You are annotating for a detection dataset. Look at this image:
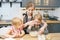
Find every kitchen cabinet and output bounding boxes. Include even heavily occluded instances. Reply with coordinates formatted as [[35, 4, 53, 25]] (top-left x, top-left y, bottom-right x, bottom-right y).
[[22, 0, 60, 8], [0, 0, 60, 8], [47, 23, 60, 33]]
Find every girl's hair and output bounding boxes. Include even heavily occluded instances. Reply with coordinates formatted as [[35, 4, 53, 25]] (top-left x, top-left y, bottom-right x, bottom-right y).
[[26, 2, 35, 9], [34, 13, 42, 22], [12, 17, 23, 27]]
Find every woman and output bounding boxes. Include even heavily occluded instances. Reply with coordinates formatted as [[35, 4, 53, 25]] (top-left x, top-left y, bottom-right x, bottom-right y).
[[23, 2, 35, 23], [23, 2, 48, 34], [23, 2, 35, 34]]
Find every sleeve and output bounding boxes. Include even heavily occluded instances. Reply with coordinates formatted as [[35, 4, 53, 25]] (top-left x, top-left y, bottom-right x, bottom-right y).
[[24, 21, 33, 27], [23, 16, 27, 24], [23, 13, 28, 24], [39, 20, 48, 30]]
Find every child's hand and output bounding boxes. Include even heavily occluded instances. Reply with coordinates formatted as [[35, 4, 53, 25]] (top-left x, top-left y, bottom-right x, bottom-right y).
[[19, 30, 25, 37], [38, 28, 44, 35], [9, 33, 20, 38]]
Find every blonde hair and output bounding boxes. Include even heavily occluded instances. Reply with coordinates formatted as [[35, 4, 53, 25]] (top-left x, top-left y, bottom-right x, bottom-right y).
[[34, 13, 42, 23], [12, 17, 23, 28]]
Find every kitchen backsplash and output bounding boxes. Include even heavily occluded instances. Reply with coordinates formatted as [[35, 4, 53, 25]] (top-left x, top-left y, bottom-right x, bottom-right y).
[[0, 3, 60, 20]]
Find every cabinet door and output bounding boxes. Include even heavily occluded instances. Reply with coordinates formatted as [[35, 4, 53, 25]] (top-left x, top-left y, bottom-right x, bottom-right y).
[[22, 0, 34, 7], [48, 23, 60, 33], [22, 0, 60, 8], [49, 0, 60, 7]]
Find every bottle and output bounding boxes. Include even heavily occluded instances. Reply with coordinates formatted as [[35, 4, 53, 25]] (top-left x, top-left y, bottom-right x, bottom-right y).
[[0, 15, 3, 21]]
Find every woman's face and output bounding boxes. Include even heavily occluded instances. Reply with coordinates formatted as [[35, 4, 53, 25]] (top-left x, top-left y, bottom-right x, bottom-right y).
[[27, 7, 34, 16]]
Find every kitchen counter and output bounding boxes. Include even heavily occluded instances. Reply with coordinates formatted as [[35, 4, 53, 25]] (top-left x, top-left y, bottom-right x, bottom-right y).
[[46, 20, 60, 23], [0, 34, 38, 40], [0, 20, 60, 25], [0, 21, 11, 25], [0, 33, 60, 40], [46, 33, 60, 40]]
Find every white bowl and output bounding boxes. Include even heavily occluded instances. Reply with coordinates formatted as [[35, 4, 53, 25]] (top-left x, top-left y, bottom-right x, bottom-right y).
[[29, 31, 38, 37]]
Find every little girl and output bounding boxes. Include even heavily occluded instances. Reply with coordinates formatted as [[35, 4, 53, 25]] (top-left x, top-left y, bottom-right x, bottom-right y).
[[23, 13, 47, 40], [6, 17, 25, 38], [24, 13, 48, 34]]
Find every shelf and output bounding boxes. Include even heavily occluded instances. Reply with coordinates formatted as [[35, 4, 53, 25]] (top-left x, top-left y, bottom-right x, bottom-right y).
[[22, 7, 55, 10]]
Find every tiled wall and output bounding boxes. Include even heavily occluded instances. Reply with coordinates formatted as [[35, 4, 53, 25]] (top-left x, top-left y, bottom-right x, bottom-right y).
[[0, 3, 24, 20], [0, 3, 60, 20]]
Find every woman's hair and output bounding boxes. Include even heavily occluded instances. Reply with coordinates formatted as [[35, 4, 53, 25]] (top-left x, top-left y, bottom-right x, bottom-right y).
[[12, 17, 23, 27], [26, 2, 35, 9], [34, 13, 42, 22]]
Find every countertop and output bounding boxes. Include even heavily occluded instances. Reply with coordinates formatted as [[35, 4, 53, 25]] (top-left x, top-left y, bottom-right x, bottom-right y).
[[46, 33, 60, 40], [0, 20, 60, 25], [0, 33, 60, 40], [0, 34, 38, 40]]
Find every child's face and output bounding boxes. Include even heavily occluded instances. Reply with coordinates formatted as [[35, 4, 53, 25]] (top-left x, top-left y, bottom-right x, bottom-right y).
[[34, 19, 41, 25], [12, 19, 22, 28]]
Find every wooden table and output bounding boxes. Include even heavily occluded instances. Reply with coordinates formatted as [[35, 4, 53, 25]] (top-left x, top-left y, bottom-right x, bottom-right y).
[[22, 34, 38, 40], [46, 33, 60, 40], [0, 33, 60, 40], [0, 34, 38, 40]]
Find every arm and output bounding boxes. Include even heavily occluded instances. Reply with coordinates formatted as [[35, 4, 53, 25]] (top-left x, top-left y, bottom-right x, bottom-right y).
[[24, 21, 34, 27], [40, 20, 47, 30], [6, 28, 18, 38], [6, 32, 20, 38], [4, 30, 13, 38], [20, 30, 25, 37], [38, 20, 47, 34], [7, 30, 12, 35]]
